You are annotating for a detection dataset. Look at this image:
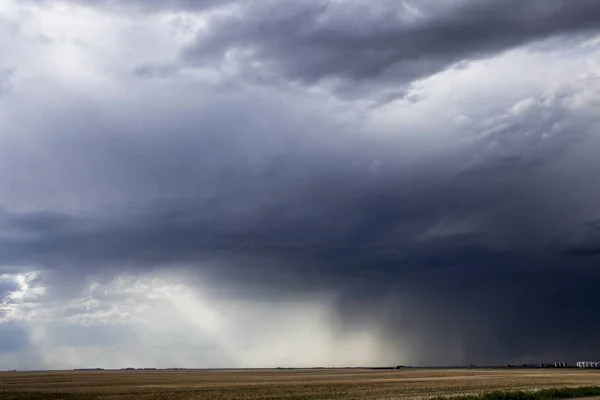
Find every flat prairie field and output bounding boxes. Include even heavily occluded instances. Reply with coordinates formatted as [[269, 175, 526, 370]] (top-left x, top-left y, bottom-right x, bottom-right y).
[[1, 368, 600, 400]]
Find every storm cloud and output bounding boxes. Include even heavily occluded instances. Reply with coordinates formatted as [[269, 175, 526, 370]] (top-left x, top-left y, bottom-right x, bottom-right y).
[[1, 0, 600, 369], [178, 0, 600, 96]]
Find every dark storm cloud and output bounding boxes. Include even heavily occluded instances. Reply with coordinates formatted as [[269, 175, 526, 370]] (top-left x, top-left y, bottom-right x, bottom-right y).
[[2, 138, 600, 365], [3, 0, 600, 366], [2, 208, 600, 364], [556, 221, 600, 256], [2, 67, 600, 364], [179, 0, 600, 94]]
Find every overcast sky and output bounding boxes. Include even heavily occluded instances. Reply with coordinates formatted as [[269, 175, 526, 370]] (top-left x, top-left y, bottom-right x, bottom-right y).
[[1, 0, 600, 370]]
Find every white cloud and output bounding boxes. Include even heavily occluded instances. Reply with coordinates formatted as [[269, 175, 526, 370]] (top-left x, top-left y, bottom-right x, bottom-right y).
[[0, 272, 45, 321]]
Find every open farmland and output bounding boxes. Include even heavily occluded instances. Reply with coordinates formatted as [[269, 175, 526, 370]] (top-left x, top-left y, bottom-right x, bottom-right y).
[[1, 368, 600, 400]]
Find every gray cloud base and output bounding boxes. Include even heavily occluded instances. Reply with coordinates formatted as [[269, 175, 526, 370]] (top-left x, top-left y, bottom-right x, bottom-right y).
[[2, 0, 600, 367], [179, 0, 600, 95]]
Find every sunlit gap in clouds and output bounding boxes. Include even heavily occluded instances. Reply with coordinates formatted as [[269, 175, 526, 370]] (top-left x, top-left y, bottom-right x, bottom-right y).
[[0, 269, 401, 369], [0, 271, 45, 320]]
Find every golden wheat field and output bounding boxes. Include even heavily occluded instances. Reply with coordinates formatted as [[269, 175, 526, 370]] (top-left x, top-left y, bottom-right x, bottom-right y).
[[1, 368, 600, 400]]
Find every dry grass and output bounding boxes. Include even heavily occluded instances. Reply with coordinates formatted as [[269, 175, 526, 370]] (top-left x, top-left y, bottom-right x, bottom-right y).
[[1, 368, 600, 400]]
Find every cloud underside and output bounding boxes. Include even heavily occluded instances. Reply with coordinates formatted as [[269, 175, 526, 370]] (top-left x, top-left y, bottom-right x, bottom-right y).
[[178, 0, 600, 97], [1, 0, 600, 368]]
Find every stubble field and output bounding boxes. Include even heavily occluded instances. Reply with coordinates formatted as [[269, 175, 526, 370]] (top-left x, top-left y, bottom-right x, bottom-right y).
[[1, 368, 600, 400]]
